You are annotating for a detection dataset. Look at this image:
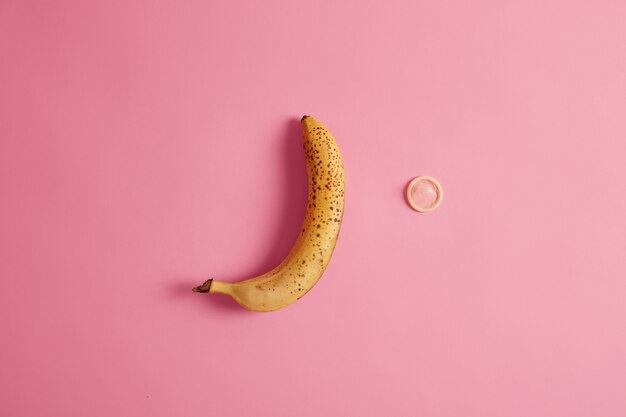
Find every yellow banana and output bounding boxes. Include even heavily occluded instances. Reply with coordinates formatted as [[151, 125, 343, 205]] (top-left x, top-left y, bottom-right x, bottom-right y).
[[193, 115, 345, 312]]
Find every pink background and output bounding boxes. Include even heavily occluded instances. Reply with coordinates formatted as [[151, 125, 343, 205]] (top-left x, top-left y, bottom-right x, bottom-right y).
[[1, 1, 626, 416]]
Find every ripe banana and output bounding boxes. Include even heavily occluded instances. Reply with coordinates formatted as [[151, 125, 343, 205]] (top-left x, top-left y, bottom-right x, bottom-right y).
[[193, 115, 345, 312]]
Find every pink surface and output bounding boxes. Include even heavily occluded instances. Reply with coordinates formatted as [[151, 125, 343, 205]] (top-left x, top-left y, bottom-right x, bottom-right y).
[[1, 1, 626, 416]]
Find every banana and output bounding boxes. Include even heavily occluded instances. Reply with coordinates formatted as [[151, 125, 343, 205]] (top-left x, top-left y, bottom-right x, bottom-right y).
[[193, 115, 345, 312]]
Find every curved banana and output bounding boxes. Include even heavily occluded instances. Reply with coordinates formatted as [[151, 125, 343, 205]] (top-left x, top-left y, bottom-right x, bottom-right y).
[[193, 115, 345, 312]]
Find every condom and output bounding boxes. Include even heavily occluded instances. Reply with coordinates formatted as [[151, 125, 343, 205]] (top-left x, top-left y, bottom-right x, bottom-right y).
[[406, 176, 443, 212]]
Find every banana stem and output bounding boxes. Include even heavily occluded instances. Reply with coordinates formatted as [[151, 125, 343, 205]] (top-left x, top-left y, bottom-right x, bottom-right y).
[[192, 278, 213, 293]]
